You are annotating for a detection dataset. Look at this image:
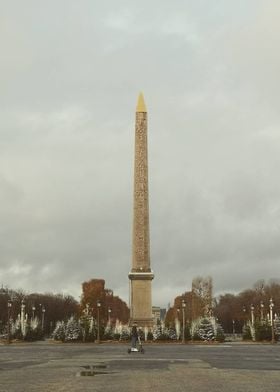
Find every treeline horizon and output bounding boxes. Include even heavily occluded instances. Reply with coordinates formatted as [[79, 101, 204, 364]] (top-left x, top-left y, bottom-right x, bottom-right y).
[[166, 279, 280, 334], [0, 278, 130, 334], [1, 278, 280, 335]]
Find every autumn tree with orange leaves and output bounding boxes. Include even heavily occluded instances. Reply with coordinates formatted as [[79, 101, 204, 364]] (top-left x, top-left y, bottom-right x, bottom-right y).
[[80, 279, 129, 325]]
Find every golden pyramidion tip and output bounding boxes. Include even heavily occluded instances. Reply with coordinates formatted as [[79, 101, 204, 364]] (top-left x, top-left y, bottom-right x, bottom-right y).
[[136, 92, 147, 112]]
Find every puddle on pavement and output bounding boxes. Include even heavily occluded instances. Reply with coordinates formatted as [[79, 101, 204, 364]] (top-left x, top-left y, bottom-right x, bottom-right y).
[[84, 364, 107, 369], [77, 363, 109, 377], [79, 370, 109, 376]]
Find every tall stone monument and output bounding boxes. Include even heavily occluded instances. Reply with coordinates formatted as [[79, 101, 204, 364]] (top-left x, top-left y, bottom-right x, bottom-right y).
[[128, 93, 154, 328]]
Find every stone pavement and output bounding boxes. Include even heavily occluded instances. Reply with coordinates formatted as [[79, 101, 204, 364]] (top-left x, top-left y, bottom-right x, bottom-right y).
[[0, 342, 280, 391]]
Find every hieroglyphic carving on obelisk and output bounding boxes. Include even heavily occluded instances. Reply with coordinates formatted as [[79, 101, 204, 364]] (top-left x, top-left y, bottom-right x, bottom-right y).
[[129, 93, 154, 328]]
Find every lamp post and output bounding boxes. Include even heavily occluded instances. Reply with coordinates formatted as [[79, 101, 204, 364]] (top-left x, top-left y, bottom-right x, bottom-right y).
[[97, 300, 101, 343], [7, 301, 12, 344], [182, 300, 186, 344], [32, 306, 36, 321], [232, 320, 235, 336], [242, 305, 247, 329], [41, 306, 45, 331], [176, 308, 180, 340], [21, 299, 25, 335], [21, 300, 25, 317], [250, 304, 255, 326], [269, 298, 275, 344], [260, 301, 264, 322], [108, 307, 112, 325]]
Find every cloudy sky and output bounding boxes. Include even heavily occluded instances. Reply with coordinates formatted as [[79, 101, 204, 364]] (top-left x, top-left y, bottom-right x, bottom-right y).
[[1, 1, 280, 307]]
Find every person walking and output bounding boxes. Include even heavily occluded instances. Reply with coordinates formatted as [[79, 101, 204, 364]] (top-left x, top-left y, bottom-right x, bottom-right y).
[[131, 324, 138, 348]]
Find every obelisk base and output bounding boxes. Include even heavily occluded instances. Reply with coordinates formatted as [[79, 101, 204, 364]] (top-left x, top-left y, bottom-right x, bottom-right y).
[[129, 271, 154, 328]]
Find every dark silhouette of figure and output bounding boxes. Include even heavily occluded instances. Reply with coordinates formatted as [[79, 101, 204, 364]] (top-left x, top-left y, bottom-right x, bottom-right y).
[[131, 324, 138, 348]]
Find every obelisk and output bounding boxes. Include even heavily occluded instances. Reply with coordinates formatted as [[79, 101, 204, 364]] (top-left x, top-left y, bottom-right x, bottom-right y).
[[129, 93, 154, 328]]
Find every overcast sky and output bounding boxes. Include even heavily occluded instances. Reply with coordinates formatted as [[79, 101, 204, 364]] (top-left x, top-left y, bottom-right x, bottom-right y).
[[1, 1, 280, 307]]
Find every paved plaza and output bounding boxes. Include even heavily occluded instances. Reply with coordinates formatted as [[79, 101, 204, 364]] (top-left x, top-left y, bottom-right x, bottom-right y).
[[0, 341, 280, 391]]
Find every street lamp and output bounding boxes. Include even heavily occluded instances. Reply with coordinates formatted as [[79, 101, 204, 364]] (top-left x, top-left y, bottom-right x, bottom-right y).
[[242, 305, 246, 326], [32, 306, 36, 321], [7, 301, 12, 344], [97, 300, 101, 343], [260, 301, 264, 322], [41, 306, 46, 331], [181, 300, 186, 344], [269, 298, 275, 344], [250, 304, 255, 326], [232, 320, 235, 336], [21, 300, 25, 317], [21, 299, 25, 334], [108, 307, 112, 325]]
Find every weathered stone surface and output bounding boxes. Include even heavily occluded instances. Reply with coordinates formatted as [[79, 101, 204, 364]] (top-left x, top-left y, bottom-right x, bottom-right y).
[[129, 94, 154, 328]]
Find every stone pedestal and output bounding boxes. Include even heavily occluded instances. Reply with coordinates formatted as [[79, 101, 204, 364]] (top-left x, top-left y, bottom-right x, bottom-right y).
[[129, 271, 154, 327]]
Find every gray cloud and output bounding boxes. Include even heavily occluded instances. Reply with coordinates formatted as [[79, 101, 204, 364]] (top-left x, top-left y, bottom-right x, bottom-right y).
[[0, 1, 280, 307]]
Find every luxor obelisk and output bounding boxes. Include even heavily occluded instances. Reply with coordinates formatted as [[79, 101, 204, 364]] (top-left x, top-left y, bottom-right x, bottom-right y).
[[129, 93, 154, 328]]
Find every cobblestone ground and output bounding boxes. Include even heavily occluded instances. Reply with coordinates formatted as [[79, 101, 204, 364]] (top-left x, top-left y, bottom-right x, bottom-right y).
[[0, 342, 280, 392]]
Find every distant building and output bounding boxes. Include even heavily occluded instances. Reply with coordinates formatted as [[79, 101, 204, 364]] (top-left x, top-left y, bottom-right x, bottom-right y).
[[160, 308, 166, 321], [152, 306, 161, 324], [152, 306, 166, 324]]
